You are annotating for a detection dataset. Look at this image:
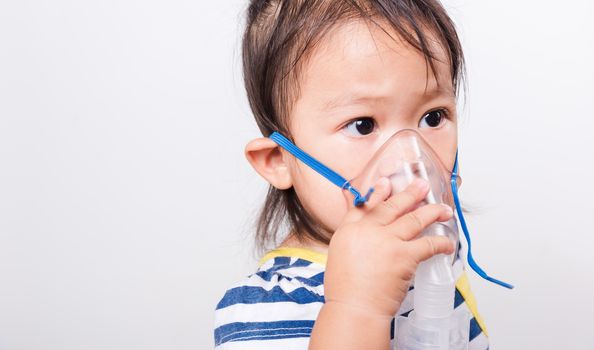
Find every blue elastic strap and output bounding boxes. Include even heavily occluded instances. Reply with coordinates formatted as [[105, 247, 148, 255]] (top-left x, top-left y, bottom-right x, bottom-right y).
[[270, 131, 513, 289], [451, 150, 514, 289], [269, 132, 374, 207]]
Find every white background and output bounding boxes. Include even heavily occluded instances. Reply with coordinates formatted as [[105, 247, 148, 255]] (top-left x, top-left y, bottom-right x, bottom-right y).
[[1, 0, 593, 349]]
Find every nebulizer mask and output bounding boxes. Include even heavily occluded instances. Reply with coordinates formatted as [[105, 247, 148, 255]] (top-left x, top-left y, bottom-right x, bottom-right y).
[[270, 129, 513, 350]]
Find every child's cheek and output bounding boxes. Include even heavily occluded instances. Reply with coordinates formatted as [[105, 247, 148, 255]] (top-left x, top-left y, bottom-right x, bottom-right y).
[[291, 164, 350, 234]]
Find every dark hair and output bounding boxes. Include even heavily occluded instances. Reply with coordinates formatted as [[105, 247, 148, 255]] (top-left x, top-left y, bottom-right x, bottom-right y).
[[242, 0, 465, 252]]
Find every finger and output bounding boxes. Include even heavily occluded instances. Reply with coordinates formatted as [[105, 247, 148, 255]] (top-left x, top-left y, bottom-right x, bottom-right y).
[[342, 177, 391, 224], [364, 178, 430, 226], [407, 236, 456, 264], [386, 203, 453, 240], [363, 177, 392, 208]]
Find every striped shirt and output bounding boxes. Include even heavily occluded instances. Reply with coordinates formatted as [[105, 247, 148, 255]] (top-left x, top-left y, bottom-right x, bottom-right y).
[[214, 247, 490, 349]]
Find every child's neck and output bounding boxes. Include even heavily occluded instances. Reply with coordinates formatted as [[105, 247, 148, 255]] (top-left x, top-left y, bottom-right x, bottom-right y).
[[279, 232, 329, 255]]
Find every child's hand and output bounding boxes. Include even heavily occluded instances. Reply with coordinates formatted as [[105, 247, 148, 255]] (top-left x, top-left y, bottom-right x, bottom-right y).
[[324, 177, 455, 319]]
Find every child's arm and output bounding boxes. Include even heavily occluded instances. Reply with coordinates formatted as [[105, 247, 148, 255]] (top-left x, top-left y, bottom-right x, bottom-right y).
[[309, 301, 392, 349], [308, 179, 455, 349]]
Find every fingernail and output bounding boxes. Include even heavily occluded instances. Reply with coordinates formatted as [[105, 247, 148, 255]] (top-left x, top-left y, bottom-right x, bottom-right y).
[[377, 177, 390, 188], [441, 204, 453, 216]]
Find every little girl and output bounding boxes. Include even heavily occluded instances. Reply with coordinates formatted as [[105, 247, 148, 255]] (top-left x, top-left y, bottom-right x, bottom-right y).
[[215, 0, 491, 348]]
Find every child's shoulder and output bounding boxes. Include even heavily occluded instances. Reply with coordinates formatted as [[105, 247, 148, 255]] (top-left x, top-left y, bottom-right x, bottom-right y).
[[216, 248, 327, 309], [213, 248, 327, 347], [256, 247, 327, 289]]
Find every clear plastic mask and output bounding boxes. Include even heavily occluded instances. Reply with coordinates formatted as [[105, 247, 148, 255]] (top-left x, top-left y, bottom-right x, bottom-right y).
[[269, 129, 513, 289], [347, 129, 461, 263]]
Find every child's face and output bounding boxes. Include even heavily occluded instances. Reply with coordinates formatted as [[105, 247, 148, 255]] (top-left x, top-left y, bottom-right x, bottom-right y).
[[284, 19, 458, 238]]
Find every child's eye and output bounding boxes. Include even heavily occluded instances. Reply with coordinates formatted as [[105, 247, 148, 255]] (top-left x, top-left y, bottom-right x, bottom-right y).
[[418, 109, 447, 128], [344, 117, 376, 136]]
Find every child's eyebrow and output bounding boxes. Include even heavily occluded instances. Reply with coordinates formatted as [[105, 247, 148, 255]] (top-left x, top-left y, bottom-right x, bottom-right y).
[[321, 86, 454, 112], [321, 94, 383, 112]]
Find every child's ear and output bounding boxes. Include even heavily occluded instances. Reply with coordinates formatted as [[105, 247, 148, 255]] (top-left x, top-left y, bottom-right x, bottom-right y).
[[245, 138, 293, 190]]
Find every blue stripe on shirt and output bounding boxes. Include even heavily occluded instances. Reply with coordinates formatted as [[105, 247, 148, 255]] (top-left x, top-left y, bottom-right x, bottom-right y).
[[216, 285, 325, 309], [257, 257, 293, 276], [295, 271, 324, 287], [256, 258, 313, 282], [454, 288, 465, 308], [390, 317, 395, 340], [469, 317, 481, 341], [214, 320, 315, 345]]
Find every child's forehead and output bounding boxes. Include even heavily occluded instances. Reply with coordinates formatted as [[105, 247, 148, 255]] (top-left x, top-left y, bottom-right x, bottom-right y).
[[296, 19, 454, 110]]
